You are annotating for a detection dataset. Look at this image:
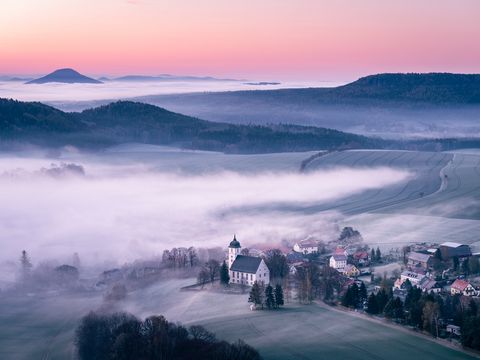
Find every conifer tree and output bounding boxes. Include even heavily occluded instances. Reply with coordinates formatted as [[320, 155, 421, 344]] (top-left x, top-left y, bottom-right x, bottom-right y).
[[274, 284, 284, 308], [342, 283, 359, 308], [220, 261, 230, 286], [20, 250, 32, 282], [258, 281, 266, 309], [359, 282, 367, 304], [366, 293, 379, 314], [453, 256, 459, 271], [383, 298, 396, 318], [248, 281, 262, 309], [265, 285, 275, 309], [376, 288, 389, 313], [375, 247, 381, 261], [468, 256, 480, 274]]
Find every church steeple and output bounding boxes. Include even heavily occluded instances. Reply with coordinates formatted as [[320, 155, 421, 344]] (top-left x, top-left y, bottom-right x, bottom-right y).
[[228, 234, 241, 269], [229, 234, 241, 248]]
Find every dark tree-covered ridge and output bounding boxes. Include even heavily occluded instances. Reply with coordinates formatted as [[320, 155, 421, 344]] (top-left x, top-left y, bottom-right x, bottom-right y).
[[0, 98, 380, 152], [2, 97, 480, 153]]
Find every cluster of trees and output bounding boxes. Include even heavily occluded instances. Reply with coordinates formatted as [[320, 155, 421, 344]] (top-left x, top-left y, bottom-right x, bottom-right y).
[[197, 260, 221, 287], [248, 282, 284, 310], [295, 264, 342, 304], [454, 256, 480, 275], [362, 281, 480, 350], [341, 282, 367, 308], [162, 247, 199, 269], [338, 227, 363, 244], [295, 263, 321, 304], [367, 289, 404, 321], [75, 312, 262, 360], [370, 247, 382, 263], [263, 249, 289, 284]]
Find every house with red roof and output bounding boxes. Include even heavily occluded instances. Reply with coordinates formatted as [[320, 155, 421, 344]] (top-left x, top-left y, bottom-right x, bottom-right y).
[[450, 279, 476, 296], [352, 250, 369, 266]]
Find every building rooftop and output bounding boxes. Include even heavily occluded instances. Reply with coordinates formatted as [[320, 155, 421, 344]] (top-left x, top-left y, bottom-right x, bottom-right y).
[[230, 255, 262, 274], [408, 252, 431, 263], [332, 254, 347, 262], [441, 242, 464, 248], [344, 264, 358, 272], [353, 251, 369, 260], [298, 239, 318, 248], [401, 271, 425, 280], [451, 278, 471, 291]]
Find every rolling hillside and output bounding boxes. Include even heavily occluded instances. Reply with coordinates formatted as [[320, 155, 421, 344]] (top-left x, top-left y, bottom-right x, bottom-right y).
[[132, 73, 480, 138], [0, 98, 380, 152]]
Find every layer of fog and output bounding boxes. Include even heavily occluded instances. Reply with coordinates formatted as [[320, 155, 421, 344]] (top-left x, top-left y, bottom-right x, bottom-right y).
[[129, 93, 480, 140], [0, 152, 409, 274], [0, 79, 338, 103]]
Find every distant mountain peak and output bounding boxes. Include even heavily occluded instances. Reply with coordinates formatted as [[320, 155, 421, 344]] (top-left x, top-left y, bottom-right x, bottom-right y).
[[26, 68, 102, 84]]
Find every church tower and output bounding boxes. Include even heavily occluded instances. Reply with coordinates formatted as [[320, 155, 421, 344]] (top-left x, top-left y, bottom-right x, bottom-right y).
[[228, 234, 241, 269]]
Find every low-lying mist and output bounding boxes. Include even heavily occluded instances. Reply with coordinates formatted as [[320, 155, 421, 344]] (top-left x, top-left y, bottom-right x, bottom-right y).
[[0, 79, 332, 105], [0, 152, 409, 279]]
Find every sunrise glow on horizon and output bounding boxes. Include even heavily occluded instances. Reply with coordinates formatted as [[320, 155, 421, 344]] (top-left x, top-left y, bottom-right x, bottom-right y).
[[1, 0, 480, 81]]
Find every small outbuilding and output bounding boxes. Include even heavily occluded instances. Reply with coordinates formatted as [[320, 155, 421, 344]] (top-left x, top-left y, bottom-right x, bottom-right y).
[[407, 252, 432, 270]]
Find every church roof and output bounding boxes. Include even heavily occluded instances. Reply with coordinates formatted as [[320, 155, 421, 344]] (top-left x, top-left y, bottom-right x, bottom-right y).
[[229, 235, 241, 248], [230, 255, 262, 274], [331, 254, 347, 262]]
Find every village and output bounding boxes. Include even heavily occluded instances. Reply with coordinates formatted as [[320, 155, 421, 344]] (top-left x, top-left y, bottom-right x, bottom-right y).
[[13, 226, 480, 354], [189, 227, 480, 348]]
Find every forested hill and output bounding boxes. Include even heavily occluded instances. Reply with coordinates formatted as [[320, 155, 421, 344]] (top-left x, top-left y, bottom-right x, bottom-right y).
[[139, 73, 480, 106], [0, 98, 381, 152], [127, 73, 480, 138], [335, 73, 480, 103]]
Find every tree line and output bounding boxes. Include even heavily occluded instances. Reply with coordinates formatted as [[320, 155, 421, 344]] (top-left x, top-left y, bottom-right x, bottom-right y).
[[342, 279, 480, 350], [75, 312, 262, 360]]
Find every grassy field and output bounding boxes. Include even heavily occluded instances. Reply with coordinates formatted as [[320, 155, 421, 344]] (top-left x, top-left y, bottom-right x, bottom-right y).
[[127, 280, 478, 360], [304, 150, 453, 216], [97, 143, 319, 174], [1, 279, 476, 360], [304, 150, 480, 251], [0, 291, 102, 360]]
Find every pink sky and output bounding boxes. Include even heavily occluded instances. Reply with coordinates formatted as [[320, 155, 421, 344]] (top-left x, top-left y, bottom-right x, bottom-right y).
[[1, 0, 479, 81]]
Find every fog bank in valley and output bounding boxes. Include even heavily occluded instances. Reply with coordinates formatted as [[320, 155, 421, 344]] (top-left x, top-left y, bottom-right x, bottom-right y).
[[0, 152, 409, 280]]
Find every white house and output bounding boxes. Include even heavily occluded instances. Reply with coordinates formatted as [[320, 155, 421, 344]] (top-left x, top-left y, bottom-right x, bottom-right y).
[[228, 235, 270, 286], [329, 254, 347, 271], [450, 279, 476, 296], [293, 239, 319, 254], [394, 271, 426, 289]]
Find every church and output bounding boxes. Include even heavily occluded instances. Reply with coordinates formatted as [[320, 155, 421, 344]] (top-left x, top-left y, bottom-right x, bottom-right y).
[[228, 235, 270, 286]]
